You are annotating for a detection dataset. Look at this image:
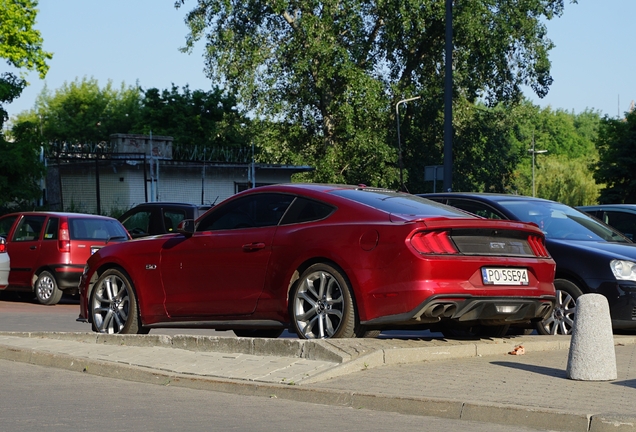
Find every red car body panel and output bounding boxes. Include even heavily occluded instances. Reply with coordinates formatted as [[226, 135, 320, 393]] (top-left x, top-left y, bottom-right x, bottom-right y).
[[79, 184, 556, 332]]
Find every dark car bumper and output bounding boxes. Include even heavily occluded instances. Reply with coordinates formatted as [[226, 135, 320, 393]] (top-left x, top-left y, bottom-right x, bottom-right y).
[[588, 280, 636, 329], [53, 265, 85, 292], [361, 294, 555, 327]]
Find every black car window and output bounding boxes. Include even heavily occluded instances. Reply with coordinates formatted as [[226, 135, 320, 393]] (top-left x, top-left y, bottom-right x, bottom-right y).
[[604, 211, 636, 240], [44, 217, 59, 240], [12, 215, 45, 242], [121, 210, 151, 236], [163, 210, 187, 233], [446, 199, 504, 219], [331, 189, 469, 217], [197, 193, 294, 231], [280, 197, 335, 225], [0, 215, 17, 238]]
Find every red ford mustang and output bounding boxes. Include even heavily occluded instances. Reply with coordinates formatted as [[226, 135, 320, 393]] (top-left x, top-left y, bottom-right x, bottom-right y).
[[78, 184, 556, 339]]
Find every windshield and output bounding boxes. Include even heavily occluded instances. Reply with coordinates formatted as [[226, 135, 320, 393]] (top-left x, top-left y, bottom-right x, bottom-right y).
[[498, 200, 629, 243]]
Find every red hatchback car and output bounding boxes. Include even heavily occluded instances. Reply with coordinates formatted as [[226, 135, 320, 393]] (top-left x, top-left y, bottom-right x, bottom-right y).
[[78, 184, 556, 339], [0, 212, 129, 305]]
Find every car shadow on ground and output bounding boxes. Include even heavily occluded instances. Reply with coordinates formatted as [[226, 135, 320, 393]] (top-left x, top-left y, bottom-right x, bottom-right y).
[[490, 361, 567, 379], [0, 291, 79, 305]]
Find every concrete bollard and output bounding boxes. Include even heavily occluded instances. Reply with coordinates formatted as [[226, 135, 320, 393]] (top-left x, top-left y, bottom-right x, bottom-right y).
[[566, 293, 617, 381]]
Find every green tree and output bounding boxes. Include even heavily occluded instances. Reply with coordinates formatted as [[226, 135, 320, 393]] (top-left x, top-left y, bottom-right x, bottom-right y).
[[178, 0, 567, 187], [11, 79, 250, 161], [0, 0, 51, 208], [594, 111, 636, 203], [15, 77, 143, 145], [505, 103, 601, 203], [138, 84, 248, 159]]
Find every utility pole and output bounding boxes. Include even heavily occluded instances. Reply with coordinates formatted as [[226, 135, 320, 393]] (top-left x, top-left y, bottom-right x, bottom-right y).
[[396, 96, 421, 191], [528, 132, 547, 197], [443, 0, 453, 192]]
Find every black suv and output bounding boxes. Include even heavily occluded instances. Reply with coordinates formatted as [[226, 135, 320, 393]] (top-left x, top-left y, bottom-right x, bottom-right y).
[[118, 202, 212, 238]]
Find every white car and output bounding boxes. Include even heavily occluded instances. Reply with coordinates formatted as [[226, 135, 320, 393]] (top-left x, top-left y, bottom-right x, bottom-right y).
[[0, 237, 9, 288]]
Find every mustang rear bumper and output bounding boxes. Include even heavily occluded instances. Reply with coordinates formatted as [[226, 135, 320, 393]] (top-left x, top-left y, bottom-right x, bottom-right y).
[[361, 295, 555, 327]]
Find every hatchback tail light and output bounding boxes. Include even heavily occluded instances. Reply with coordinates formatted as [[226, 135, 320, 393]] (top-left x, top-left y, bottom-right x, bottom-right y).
[[58, 220, 70, 252], [0, 238, 5, 253], [410, 230, 458, 254]]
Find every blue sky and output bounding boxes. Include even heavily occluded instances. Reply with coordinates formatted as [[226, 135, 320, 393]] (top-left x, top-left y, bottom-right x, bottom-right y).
[[5, 1, 635, 120]]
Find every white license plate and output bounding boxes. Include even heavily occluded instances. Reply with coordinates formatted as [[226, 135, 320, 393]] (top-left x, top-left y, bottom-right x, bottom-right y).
[[482, 268, 529, 286]]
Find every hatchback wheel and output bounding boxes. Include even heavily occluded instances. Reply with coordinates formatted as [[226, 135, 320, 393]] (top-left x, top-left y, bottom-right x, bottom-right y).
[[34, 271, 63, 305], [536, 279, 582, 335], [90, 269, 148, 334], [290, 263, 356, 339]]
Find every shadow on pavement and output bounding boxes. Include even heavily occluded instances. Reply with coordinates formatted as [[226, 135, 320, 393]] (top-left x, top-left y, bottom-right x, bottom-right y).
[[490, 360, 567, 379]]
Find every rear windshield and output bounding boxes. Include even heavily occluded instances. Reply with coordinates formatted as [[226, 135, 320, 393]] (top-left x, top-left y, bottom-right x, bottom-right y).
[[330, 189, 470, 217], [69, 218, 128, 240]]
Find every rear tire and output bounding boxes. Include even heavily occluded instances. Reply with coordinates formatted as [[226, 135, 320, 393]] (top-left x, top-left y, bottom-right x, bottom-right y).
[[536, 279, 582, 335], [90, 269, 148, 334], [290, 263, 357, 339], [34, 271, 63, 305]]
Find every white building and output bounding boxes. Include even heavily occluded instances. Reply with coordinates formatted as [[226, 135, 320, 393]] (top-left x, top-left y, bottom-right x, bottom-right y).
[[45, 134, 313, 215]]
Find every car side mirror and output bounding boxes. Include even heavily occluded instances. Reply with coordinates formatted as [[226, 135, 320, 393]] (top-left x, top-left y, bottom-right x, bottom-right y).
[[177, 219, 195, 237]]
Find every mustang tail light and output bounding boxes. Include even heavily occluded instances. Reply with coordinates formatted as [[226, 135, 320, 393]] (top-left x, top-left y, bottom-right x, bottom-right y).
[[58, 220, 70, 253], [527, 235, 550, 258], [410, 230, 458, 254]]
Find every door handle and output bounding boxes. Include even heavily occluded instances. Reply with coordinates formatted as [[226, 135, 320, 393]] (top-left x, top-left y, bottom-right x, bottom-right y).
[[30, 246, 37, 250], [242, 242, 265, 251]]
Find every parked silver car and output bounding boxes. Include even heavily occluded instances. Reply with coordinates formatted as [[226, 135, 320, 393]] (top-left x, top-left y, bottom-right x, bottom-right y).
[[0, 237, 9, 288]]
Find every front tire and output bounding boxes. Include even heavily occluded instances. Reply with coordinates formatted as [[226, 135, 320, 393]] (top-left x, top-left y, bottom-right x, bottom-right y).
[[536, 279, 582, 335], [290, 263, 357, 339], [90, 269, 148, 334], [34, 271, 63, 305]]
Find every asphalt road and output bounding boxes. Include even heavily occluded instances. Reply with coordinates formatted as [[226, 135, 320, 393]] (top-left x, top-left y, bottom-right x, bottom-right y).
[[0, 291, 558, 432], [0, 358, 554, 432], [0, 291, 449, 339]]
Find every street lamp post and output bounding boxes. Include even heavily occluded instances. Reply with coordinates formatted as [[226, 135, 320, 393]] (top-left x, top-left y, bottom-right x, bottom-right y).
[[395, 96, 421, 191], [528, 133, 547, 197]]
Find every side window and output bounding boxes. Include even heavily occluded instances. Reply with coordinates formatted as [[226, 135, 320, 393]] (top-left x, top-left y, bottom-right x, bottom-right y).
[[163, 210, 186, 233], [280, 197, 335, 225], [12, 215, 46, 242], [605, 211, 636, 240], [0, 215, 18, 238], [121, 210, 152, 236], [44, 217, 59, 240], [197, 193, 294, 231], [447, 199, 504, 220]]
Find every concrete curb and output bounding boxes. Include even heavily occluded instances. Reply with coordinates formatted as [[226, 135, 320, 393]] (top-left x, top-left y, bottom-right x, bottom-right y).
[[0, 341, 634, 432]]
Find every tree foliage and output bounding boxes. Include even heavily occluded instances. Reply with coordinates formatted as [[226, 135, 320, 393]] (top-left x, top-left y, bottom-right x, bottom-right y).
[[138, 84, 248, 157], [594, 111, 636, 203], [10, 78, 249, 159], [16, 77, 142, 144], [177, 0, 567, 188], [0, 0, 51, 208]]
